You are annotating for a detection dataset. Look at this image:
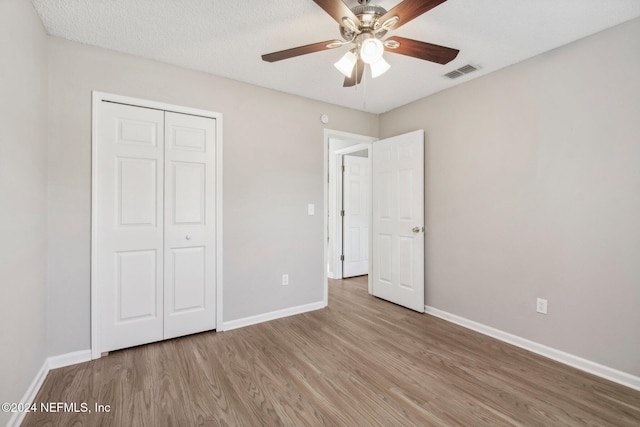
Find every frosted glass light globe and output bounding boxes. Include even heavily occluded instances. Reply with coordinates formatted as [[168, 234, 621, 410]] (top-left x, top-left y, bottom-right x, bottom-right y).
[[360, 38, 384, 64]]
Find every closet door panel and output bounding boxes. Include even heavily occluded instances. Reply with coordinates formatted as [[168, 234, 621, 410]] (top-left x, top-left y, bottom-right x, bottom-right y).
[[99, 102, 165, 352], [169, 246, 206, 312], [172, 161, 205, 224], [164, 112, 217, 339]]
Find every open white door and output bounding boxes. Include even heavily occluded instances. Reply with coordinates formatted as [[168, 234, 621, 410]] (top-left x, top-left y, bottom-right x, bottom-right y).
[[342, 155, 369, 277], [372, 130, 424, 312]]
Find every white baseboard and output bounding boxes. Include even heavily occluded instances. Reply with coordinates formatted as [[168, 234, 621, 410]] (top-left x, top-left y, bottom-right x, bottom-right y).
[[7, 360, 49, 427], [223, 301, 325, 331], [48, 349, 92, 370], [7, 349, 92, 427], [424, 305, 640, 392]]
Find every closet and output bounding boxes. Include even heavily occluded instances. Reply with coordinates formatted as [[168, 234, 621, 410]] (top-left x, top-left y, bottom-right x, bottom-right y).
[[95, 100, 218, 353]]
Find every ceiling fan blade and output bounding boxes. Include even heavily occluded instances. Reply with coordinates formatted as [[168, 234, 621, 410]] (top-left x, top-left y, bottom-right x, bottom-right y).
[[313, 0, 361, 27], [385, 36, 459, 64], [343, 59, 365, 87], [379, 0, 447, 30], [262, 40, 343, 62]]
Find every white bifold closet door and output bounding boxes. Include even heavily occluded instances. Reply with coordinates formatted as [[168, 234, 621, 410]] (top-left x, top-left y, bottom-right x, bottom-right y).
[[163, 112, 216, 339], [98, 102, 216, 353]]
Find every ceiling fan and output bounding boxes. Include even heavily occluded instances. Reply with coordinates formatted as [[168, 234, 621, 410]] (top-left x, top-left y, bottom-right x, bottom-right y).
[[262, 0, 459, 87]]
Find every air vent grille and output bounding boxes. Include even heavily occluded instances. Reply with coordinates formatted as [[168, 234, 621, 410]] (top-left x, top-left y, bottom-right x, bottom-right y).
[[444, 64, 479, 79], [444, 70, 463, 79], [458, 64, 478, 74]]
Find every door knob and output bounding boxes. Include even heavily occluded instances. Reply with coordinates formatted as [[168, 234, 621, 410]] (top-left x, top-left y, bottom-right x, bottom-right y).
[[412, 226, 420, 233], [186, 235, 192, 240]]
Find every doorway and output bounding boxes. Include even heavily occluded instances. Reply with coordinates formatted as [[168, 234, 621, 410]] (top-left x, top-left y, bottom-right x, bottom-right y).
[[324, 130, 376, 304], [334, 145, 371, 279], [323, 128, 425, 313], [339, 149, 369, 278]]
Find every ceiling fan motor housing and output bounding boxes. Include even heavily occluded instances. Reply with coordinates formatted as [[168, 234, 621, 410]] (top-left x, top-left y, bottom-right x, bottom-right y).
[[340, 4, 388, 41]]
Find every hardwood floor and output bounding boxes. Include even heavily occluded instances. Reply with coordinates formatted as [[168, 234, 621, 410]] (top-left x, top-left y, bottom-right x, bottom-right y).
[[24, 276, 640, 426]]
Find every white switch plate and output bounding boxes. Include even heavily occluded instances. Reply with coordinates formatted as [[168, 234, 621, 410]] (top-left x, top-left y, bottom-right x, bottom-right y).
[[307, 204, 315, 215], [282, 274, 289, 286], [536, 298, 548, 314]]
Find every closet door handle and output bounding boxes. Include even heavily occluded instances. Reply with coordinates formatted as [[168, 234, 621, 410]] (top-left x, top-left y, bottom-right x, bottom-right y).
[[186, 235, 192, 240]]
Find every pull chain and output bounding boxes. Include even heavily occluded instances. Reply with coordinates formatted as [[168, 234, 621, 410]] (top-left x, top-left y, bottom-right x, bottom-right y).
[[352, 61, 367, 110], [363, 67, 367, 110]]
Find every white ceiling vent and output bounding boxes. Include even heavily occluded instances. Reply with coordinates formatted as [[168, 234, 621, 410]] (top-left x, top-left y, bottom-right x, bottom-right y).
[[444, 70, 464, 79], [458, 64, 478, 74], [444, 64, 479, 79]]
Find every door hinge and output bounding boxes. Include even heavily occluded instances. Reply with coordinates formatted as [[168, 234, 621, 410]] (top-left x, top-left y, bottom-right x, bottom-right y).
[[340, 254, 344, 261], [341, 165, 345, 172], [340, 210, 345, 216]]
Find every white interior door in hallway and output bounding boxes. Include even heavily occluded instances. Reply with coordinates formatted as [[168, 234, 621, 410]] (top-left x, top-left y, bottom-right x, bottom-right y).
[[97, 101, 217, 352], [342, 154, 369, 278], [372, 130, 425, 312]]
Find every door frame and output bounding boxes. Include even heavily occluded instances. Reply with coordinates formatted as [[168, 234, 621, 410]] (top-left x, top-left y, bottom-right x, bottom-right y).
[[90, 91, 224, 359], [334, 144, 371, 281], [323, 129, 376, 306]]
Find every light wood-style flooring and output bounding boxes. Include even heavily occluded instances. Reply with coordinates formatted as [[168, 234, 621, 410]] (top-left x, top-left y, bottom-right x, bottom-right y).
[[24, 276, 640, 426]]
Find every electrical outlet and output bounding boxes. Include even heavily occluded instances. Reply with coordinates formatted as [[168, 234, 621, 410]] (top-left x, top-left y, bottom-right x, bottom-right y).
[[536, 298, 548, 314], [282, 274, 289, 286]]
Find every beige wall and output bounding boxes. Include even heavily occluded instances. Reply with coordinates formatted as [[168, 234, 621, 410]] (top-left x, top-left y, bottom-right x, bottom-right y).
[[3, 2, 638, 409], [0, 0, 48, 423], [46, 37, 379, 355], [380, 17, 640, 376]]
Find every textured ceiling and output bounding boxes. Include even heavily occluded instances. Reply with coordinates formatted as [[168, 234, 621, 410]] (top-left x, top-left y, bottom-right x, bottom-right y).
[[32, 0, 640, 113]]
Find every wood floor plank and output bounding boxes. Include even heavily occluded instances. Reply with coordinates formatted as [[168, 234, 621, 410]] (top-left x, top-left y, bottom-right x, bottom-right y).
[[22, 275, 640, 426]]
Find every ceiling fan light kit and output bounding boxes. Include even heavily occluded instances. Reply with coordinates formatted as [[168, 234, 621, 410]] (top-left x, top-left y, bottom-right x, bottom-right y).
[[335, 50, 358, 77], [370, 56, 391, 78], [262, 0, 460, 86], [359, 36, 384, 64]]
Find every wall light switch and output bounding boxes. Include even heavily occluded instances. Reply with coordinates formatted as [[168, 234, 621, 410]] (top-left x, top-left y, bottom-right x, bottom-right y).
[[536, 298, 548, 314], [308, 204, 315, 215]]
